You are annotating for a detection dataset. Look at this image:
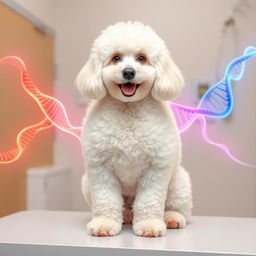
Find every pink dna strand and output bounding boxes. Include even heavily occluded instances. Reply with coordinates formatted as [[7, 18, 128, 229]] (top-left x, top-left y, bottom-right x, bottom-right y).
[[0, 47, 255, 167]]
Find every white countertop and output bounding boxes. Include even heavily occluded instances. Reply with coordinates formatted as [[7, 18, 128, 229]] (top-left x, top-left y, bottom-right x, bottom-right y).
[[0, 210, 255, 256]]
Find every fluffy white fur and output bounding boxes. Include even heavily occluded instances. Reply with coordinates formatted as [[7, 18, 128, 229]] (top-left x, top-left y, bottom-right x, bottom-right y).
[[77, 21, 192, 237]]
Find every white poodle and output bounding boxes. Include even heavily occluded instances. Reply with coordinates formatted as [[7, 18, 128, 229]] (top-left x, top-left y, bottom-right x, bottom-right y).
[[76, 21, 192, 237]]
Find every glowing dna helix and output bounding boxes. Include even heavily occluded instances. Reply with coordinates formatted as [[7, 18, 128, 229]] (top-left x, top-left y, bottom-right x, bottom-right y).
[[0, 56, 82, 164], [170, 46, 256, 167], [171, 47, 256, 132], [0, 47, 255, 166]]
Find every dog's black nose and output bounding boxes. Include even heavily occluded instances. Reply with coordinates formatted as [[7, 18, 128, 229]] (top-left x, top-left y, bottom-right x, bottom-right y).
[[122, 68, 136, 80]]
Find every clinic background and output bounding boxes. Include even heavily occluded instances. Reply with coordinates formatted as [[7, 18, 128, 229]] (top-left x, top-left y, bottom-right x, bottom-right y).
[[0, 0, 255, 218]]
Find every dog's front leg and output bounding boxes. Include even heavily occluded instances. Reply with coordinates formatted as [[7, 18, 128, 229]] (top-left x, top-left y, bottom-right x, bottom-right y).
[[86, 165, 123, 236], [132, 166, 170, 237]]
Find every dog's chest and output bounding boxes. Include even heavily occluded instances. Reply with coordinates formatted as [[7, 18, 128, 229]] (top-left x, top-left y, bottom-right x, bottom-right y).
[[104, 113, 153, 188], [83, 98, 177, 187], [106, 113, 152, 165], [88, 100, 174, 162]]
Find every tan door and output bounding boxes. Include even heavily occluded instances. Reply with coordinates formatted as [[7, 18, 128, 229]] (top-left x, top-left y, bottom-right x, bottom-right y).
[[0, 3, 54, 217]]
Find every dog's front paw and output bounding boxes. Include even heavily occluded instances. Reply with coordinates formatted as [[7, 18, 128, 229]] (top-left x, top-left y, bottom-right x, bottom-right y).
[[133, 218, 166, 237], [164, 210, 186, 229], [87, 217, 122, 236]]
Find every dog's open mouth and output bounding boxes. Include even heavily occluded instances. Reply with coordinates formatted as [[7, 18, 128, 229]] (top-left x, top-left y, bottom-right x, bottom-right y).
[[117, 82, 141, 97]]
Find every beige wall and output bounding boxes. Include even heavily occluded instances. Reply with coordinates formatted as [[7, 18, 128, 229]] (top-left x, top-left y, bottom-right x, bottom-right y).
[[54, 0, 256, 216]]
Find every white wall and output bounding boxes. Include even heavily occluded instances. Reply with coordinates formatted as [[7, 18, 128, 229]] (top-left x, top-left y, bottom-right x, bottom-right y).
[[53, 0, 256, 216]]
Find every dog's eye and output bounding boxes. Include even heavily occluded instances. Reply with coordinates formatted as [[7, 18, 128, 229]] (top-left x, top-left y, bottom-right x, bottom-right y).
[[112, 55, 121, 63], [137, 55, 147, 63]]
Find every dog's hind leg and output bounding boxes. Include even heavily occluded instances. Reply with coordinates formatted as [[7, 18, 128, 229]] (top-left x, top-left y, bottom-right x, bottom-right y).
[[81, 173, 92, 208], [165, 166, 193, 229]]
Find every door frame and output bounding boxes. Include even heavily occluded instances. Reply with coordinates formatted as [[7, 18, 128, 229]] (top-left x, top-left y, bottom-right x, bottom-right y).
[[1, 0, 55, 36]]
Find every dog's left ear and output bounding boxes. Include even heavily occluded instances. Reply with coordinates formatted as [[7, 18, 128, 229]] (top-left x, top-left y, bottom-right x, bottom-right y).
[[151, 50, 184, 101], [75, 52, 106, 100]]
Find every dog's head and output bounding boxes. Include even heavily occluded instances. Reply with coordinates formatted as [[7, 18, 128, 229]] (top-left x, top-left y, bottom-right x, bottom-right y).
[[76, 21, 184, 102]]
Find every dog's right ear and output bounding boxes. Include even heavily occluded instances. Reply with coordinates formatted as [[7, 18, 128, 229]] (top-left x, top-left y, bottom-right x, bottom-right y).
[[151, 49, 184, 101], [75, 53, 106, 100]]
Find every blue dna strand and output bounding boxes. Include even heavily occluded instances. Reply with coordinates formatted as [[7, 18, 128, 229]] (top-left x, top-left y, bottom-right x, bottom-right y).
[[171, 46, 256, 133], [170, 46, 256, 167]]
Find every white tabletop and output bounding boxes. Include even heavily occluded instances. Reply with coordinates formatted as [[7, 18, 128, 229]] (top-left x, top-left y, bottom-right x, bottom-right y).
[[0, 210, 255, 256]]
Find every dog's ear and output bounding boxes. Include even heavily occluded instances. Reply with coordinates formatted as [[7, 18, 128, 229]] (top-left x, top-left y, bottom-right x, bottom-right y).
[[75, 53, 106, 100], [151, 50, 184, 101]]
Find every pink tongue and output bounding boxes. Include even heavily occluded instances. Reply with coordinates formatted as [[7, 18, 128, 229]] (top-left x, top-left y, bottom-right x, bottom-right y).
[[121, 83, 136, 95]]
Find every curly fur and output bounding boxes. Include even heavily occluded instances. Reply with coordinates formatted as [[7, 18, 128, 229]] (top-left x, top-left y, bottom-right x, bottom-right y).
[[77, 21, 192, 237]]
